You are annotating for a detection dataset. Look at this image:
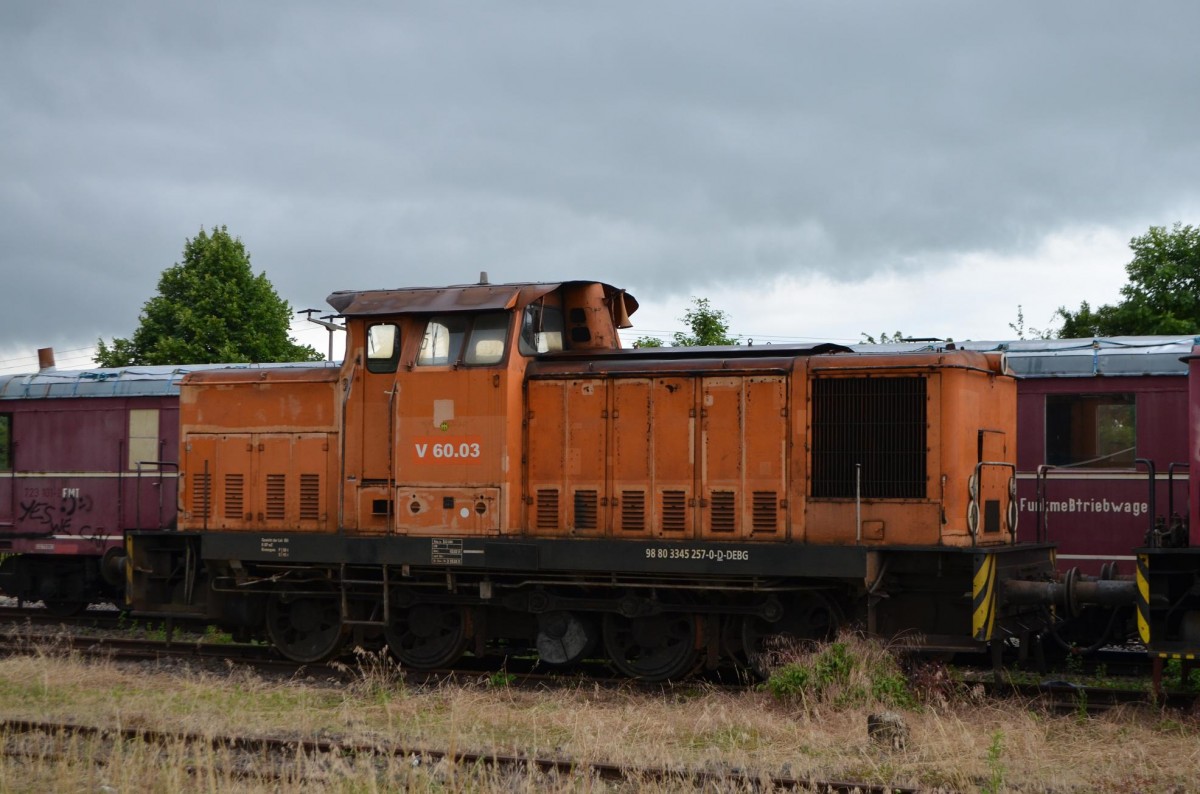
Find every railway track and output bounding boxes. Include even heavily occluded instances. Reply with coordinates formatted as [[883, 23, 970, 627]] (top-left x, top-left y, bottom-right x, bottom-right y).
[[0, 718, 921, 793], [4, 606, 1194, 713]]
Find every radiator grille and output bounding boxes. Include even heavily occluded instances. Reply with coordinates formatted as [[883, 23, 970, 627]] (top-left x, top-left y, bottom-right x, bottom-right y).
[[223, 473, 244, 520], [536, 489, 559, 529], [661, 490, 687, 533], [710, 491, 736, 533], [266, 474, 286, 520], [752, 491, 778, 532], [573, 490, 598, 530], [811, 376, 927, 499], [300, 474, 320, 521], [191, 473, 211, 520], [621, 490, 646, 532]]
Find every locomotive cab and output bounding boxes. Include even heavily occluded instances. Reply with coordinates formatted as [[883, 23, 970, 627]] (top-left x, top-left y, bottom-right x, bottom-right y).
[[329, 279, 636, 538]]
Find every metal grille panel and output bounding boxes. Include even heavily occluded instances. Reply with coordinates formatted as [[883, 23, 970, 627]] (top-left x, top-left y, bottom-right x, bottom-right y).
[[536, 489, 559, 529], [811, 376, 927, 499], [223, 474, 244, 520], [573, 490, 598, 530], [662, 490, 687, 533], [300, 474, 320, 521], [752, 491, 778, 532], [192, 473, 211, 520], [710, 491, 736, 533], [266, 474, 286, 520], [621, 490, 646, 532]]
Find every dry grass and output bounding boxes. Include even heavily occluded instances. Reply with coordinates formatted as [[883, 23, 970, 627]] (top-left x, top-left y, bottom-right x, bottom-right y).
[[0, 638, 1197, 792]]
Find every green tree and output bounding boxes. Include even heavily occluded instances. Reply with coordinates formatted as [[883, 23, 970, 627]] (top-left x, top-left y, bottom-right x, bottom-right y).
[[634, 297, 739, 348], [1008, 305, 1053, 340], [860, 330, 906, 344], [96, 227, 321, 366], [1057, 223, 1200, 337]]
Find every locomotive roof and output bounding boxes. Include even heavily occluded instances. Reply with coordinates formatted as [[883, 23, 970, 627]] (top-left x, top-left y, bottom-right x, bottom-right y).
[[852, 336, 1197, 377], [0, 361, 339, 400], [326, 280, 637, 317]]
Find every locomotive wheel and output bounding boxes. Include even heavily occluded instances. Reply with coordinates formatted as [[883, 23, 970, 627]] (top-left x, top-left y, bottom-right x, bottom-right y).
[[742, 592, 841, 678], [385, 603, 469, 669], [265, 586, 347, 664], [535, 610, 598, 667], [42, 599, 88, 618], [602, 608, 698, 681]]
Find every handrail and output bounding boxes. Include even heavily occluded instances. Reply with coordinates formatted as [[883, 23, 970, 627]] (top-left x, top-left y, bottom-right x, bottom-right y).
[[970, 460, 1016, 545], [1167, 462, 1189, 520], [1135, 458, 1156, 543], [135, 460, 179, 530]]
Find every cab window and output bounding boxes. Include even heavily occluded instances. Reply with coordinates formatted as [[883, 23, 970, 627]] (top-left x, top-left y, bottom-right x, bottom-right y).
[[418, 313, 510, 367], [418, 316, 468, 366], [366, 323, 400, 373], [519, 302, 565, 355], [464, 313, 509, 365]]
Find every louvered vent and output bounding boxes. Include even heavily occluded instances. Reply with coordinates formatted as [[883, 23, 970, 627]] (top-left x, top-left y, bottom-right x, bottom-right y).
[[266, 474, 286, 520], [536, 489, 559, 529], [573, 490, 598, 530], [191, 473, 211, 520], [752, 491, 778, 532], [710, 491, 736, 533], [300, 474, 320, 521], [662, 490, 687, 533], [223, 473, 244, 520], [621, 490, 646, 532]]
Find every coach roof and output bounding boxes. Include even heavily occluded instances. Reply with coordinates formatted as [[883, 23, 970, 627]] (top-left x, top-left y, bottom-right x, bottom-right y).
[[0, 361, 338, 400]]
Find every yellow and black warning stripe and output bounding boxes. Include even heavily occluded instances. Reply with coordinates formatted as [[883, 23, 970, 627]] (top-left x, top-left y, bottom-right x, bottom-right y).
[[1136, 554, 1150, 645], [972, 553, 997, 642]]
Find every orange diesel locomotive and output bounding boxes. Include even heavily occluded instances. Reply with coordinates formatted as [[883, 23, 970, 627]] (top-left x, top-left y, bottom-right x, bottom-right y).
[[128, 278, 1055, 678]]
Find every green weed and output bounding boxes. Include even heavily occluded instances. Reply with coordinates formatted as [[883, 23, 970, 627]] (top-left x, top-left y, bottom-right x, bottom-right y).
[[764, 635, 917, 710], [981, 730, 1005, 794]]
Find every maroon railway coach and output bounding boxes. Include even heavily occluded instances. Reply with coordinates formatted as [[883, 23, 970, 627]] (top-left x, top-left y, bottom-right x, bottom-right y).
[[0, 360, 338, 614], [0, 364, 188, 612], [859, 337, 1193, 577]]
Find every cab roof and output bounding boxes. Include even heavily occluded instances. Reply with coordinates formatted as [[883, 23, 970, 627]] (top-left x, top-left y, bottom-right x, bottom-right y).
[[326, 280, 637, 318]]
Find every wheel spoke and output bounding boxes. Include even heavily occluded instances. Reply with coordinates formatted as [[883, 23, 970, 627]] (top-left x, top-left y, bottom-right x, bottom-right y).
[[742, 592, 841, 678], [265, 586, 346, 663], [603, 609, 697, 681], [385, 603, 469, 669], [535, 610, 598, 667]]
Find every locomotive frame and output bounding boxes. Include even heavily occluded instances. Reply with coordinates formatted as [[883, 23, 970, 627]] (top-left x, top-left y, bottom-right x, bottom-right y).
[[123, 278, 1056, 678]]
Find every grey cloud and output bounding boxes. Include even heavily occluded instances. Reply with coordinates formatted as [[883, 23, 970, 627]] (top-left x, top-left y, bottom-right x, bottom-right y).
[[2, 1, 1199, 354]]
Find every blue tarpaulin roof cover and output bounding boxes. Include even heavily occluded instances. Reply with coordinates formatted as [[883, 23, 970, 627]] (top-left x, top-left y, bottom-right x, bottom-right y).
[[0, 361, 340, 400], [850, 336, 1198, 378]]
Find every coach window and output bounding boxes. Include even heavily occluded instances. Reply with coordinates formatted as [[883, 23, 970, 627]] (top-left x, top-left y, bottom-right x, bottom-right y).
[[1046, 393, 1135, 468], [366, 323, 400, 373], [0, 414, 10, 471], [128, 409, 160, 471], [418, 315, 468, 366], [464, 312, 509, 366]]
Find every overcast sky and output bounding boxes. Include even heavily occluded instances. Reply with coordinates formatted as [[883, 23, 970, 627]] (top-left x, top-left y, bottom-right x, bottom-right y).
[[3, 2, 1198, 371]]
